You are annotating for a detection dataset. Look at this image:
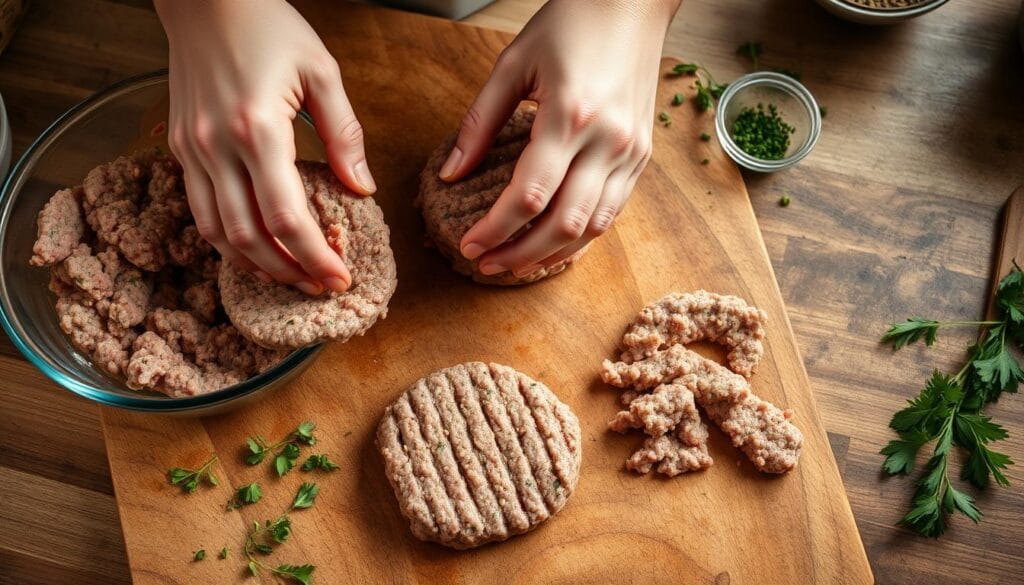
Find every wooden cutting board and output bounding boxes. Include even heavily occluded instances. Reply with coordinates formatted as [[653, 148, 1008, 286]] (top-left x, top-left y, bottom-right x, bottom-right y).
[[100, 3, 872, 583]]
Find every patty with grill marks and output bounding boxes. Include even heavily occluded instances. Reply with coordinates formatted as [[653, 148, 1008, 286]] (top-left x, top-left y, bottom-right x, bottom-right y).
[[417, 104, 589, 285], [376, 362, 582, 549]]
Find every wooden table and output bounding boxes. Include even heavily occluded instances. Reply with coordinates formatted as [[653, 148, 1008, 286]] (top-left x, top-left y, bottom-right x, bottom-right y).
[[0, 1, 1021, 584]]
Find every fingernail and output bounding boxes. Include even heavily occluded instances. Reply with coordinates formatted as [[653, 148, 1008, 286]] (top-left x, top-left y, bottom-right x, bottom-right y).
[[462, 242, 485, 260], [254, 271, 273, 284], [296, 281, 323, 296], [323, 276, 350, 293], [479, 262, 507, 276], [439, 147, 463, 181], [514, 264, 541, 278], [354, 160, 376, 194]]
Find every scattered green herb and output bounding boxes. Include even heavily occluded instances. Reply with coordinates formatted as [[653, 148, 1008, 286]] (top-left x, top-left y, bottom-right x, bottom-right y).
[[168, 455, 219, 494], [244, 482, 320, 582], [219, 547, 229, 560], [880, 262, 1024, 537], [700, 132, 711, 142], [245, 421, 317, 474], [658, 111, 671, 127], [780, 195, 791, 207], [672, 93, 685, 106], [700, 158, 710, 165], [301, 454, 340, 473], [227, 482, 263, 511], [292, 482, 320, 510], [730, 103, 795, 160], [819, 105, 828, 118], [193, 549, 206, 562], [736, 41, 763, 69], [670, 62, 699, 76]]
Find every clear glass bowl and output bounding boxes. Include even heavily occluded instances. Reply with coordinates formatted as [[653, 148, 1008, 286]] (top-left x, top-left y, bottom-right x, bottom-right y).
[[715, 72, 821, 173], [0, 71, 325, 414]]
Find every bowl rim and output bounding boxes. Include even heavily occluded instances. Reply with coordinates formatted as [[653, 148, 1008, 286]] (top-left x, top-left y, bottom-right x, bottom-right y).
[[0, 69, 321, 412], [818, 0, 950, 19], [715, 71, 822, 173]]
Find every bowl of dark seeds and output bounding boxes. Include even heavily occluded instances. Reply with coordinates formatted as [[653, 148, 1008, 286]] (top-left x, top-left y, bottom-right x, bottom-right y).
[[814, 0, 950, 24], [715, 72, 821, 173]]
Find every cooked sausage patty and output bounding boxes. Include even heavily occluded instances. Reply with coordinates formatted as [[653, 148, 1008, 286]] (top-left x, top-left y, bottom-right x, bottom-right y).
[[417, 104, 589, 285], [219, 161, 398, 349], [376, 362, 582, 549]]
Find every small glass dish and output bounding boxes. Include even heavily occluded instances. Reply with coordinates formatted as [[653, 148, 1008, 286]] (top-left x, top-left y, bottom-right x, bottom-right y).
[[0, 71, 324, 415], [715, 72, 821, 173]]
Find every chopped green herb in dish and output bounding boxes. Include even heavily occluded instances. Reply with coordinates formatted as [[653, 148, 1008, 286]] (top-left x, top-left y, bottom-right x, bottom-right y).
[[730, 103, 795, 160]]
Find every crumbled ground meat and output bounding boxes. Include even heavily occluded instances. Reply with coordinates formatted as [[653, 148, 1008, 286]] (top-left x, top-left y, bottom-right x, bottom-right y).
[[30, 187, 85, 266], [620, 290, 767, 377], [602, 344, 803, 474], [609, 380, 713, 477], [31, 150, 289, 397]]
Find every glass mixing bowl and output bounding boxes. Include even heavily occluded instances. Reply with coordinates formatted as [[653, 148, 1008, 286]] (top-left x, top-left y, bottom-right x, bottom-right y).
[[0, 71, 325, 414]]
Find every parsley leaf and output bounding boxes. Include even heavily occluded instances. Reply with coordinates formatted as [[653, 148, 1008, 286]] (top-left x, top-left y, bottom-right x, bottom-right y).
[[670, 62, 699, 76], [292, 482, 320, 510], [882, 317, 941, 349], [167, 455, 219, 494], [226, 482, 262, 511], [880, 429, 931, 475], [193, 549, 206, 562], [301, 454, 340, 473]]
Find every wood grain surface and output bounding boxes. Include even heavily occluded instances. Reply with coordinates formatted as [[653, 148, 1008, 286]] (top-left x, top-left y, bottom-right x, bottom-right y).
[[0, 1, 1022, 584], [98, 3, 868, 581]]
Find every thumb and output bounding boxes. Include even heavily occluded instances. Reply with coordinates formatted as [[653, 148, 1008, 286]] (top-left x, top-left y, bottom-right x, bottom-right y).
[[440, 53, 525, 182], [304, 58, 376, 196]]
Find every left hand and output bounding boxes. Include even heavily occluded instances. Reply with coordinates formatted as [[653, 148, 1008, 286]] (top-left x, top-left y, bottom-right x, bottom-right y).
[[440, 0, 681, 277]]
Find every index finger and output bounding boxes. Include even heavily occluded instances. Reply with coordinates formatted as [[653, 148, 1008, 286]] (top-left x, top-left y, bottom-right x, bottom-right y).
[[459, 129, 575, 261], [237, 121, 352, 292]]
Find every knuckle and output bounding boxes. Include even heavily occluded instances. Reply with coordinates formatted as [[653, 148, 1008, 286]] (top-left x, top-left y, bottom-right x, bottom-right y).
[[191, 117, 217, 155], [168, 126, 188, 156], [194, 219, 223, 243], [517, 184, 549, 216], [308, 54, 341, 84], [223, 223, 256, 249], [606, 125, 636, 157], [587, 206, 617, 236], [229, 104, 273, 145], [557, 208, 589, 240], [264, 209, 303, 239], [567, 102, 599, 134], [460, 105, 485, 137], [335, 116, 364, 147], [494, 45, 522, 73]]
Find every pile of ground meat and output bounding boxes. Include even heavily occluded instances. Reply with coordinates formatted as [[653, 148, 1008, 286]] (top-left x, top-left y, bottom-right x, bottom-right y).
[[30, 150, 287, 397], [602, 291, 803, 476]]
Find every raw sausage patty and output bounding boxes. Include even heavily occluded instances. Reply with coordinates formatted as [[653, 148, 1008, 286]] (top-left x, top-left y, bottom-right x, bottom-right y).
[[376, 362, 582, 549], [219, 161, 397, 349], [417, 104, 589, 285]]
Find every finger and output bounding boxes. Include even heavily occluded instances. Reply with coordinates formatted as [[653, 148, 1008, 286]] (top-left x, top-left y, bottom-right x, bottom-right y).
[[477, 153, 608, 277], [176, 148, 261, 276], [459, 129, 574, 260], [439, 51, 525, 182], [537, 162, 633, 268], [206, 158, 324, 295], [303, 58, 376, 196], [239, 125, 352, 292]]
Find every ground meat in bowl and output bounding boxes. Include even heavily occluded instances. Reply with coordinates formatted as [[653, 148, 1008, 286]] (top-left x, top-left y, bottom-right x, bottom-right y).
[[30, 150, 290, 397]]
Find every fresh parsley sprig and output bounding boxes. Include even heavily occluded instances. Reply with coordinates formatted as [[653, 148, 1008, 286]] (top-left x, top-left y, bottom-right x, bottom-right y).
[[881, 262, 1023, 537], [301, 454, 339, 473], [226, 482, 263, 511], [667, 62, 727, 112], [243, 482, 320, 583], [167, 455, 220, 493], [245, 421, 317, 476]]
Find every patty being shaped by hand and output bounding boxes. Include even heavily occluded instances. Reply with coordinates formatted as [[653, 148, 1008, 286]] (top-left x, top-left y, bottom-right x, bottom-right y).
[[376, 362, 582, 549], [219, 161, 397, 349], [417, 104, 589, 285]]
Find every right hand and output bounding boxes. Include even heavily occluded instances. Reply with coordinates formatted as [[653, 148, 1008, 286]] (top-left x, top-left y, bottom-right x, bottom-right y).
[[155, 0, 375, 295]]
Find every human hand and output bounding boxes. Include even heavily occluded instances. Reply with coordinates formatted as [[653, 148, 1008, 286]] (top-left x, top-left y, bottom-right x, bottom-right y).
[[156, 0, 375, 295], [441, 0, 680, 278]]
